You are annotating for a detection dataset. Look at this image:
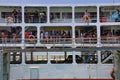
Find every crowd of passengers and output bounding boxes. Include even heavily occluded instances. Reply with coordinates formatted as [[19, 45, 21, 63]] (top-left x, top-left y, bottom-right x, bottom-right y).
[[24, 10, 47, 23], [0, 27, 21, 43], [0, 29, 120, 43], [5, 8, 120, 23], [6, 9, 47, 23], [101, 30, 120, 37], [6, 9, 22, 23], [25, 31, 71, 40]]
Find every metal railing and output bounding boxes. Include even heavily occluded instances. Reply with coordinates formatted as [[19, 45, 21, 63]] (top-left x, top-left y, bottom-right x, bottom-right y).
[[0, 37, 120, 45]]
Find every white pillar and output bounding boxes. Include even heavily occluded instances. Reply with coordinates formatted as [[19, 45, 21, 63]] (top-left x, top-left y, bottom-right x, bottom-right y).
[[72, 51, 76, 64], [72, 6, 75, 23], [97, 25, 101, 45], [96, 5, 101, 46], [22, 52, 25, 64], [22, 26, 25, 43], [97, 5, 100, 23], [47, 6, 50, 23], [47, 52, 51, 64], [22, 6, 25, 23], [37, 26, 40, 43], [72, 26, 75, 39], [72, 26, 76, 46], [97, 51, 101, 64]]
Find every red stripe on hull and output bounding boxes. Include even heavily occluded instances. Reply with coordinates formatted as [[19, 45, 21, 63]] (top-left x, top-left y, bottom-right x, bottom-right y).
[[17, 78, 113, 80]]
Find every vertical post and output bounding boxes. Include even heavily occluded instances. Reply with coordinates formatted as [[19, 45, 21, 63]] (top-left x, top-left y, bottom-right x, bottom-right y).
[[97, 5, 101, 46], [47, 6, 50, 23], [22, 6, 25, 24], [72, 26, 75, 45], [22, 52, 25, 64], [0, 51, 3, 80], [22, 26, 25, 44], [72, 51, 76, 64], [72, 6, 75, 23], [47, 52, 50, 64], [114, 50, 120, 80], [97, 50, 101, 64], [37, 26, 40, 43]]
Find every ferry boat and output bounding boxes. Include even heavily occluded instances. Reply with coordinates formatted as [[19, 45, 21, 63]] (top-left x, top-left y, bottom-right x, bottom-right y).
[[0, 3, 120, 80]]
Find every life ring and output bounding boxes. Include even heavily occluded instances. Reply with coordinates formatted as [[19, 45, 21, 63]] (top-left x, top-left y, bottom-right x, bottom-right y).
[[29, 35, 35, 42], [110, 68, 115, 79]]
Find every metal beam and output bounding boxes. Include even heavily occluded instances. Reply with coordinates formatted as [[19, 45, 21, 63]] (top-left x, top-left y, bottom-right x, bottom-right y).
[[1, 47, 120, 52]]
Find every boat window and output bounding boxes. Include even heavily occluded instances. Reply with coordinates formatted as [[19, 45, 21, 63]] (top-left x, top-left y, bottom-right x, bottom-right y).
[[76, 51, 97, 64], [10, 52, 22, 64], [50, 52, 73, 64], [101, 51, 113, 64], [25, 52, 48, 64]]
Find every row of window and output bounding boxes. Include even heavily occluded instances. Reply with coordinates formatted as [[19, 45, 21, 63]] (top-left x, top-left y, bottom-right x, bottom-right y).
[[1, 6, 120, 23], [2, 11, 118, 23], [10, 51, 113, 64]]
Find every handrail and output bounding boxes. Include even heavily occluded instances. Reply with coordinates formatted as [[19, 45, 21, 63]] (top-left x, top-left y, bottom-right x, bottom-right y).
[[0, 37, 119, 45]]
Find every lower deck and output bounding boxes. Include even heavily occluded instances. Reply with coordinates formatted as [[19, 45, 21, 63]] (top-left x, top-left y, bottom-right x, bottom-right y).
[[10, 64, 113, 80], [9, 50, 114, 80]]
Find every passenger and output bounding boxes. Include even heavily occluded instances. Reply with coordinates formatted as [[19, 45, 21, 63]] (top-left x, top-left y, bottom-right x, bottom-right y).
[[50, 13, 54, 22], [83, 10, 90, 22], [12, 9, 18, 23], [17, 10, 22, 23], [40, 31, 44, 40], [45, 31, 49, 42], [112, 9, 120, 22], [33, 10, 39, 23], [6, 15, 14, 24], [12, 33, 17, 43], [25, 31, 30, 38], [24, 10, 29, 23], [62, 31, 66, 38], [39, 11, 46, 23]]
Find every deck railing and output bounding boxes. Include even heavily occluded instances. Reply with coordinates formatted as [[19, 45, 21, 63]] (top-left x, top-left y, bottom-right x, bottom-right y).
[[0, 17, 120, 23], [0, 37, 120, 45]]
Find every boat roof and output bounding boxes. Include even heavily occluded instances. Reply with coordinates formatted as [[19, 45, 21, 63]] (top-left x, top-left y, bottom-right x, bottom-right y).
[[0, 0, 120, 5]]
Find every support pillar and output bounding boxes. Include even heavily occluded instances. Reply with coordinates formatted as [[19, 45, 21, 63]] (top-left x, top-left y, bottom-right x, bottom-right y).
[[97, 50, 101, 64], [72, 51, 76, 64]]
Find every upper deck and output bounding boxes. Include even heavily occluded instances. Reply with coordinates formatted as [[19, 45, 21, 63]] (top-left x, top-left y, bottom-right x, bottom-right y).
[[0, 4, 120, 49]]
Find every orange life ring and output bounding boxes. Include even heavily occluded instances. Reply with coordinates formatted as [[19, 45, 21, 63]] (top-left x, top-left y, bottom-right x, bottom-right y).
[[29, 35, 35, 42], [29, 35, 35, 39]]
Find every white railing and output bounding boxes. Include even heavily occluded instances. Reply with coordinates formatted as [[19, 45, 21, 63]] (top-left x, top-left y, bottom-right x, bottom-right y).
[[0, 17, 6, 23], [51, 18, 72, 23], [75, 18, 97, 23], [0, 37, 120, 45]]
